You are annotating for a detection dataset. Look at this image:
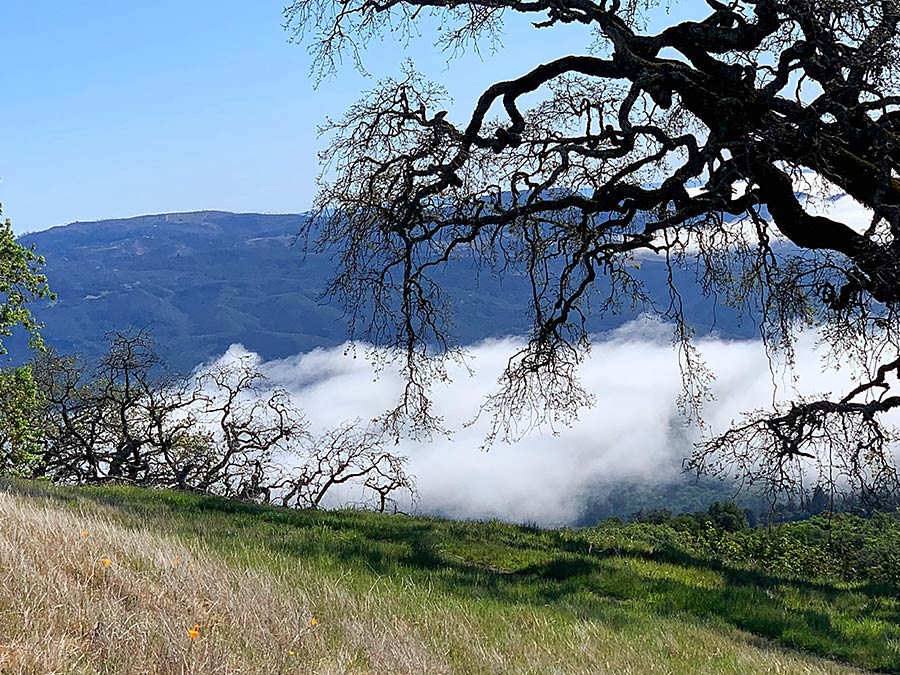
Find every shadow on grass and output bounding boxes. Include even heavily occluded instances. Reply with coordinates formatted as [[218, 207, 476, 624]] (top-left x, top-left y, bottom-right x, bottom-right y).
[[5, 479, 900, 672]]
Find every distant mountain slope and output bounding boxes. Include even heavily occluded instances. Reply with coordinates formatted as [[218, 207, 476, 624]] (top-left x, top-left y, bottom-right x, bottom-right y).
[[15, 211, 345, 371], [11, 210, 758, 372]]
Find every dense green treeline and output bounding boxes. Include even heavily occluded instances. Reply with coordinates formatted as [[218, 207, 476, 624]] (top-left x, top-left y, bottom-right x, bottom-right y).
[[583, 480, 900, 585], [579, 475, 896, 527], [590, 510, 900, 587]]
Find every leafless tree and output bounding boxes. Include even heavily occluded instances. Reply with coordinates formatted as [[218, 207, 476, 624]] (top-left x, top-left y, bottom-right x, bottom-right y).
[[30, 331, 415, 509], [272, 421, 416, 512], [32, 349, 110, 483], [192, 352, 307, 499], [32, 332, 204, 486], [286, 0, 900, 498]]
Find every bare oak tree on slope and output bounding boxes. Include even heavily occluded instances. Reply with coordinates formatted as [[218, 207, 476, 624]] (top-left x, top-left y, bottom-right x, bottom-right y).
[[30, 332, 415, 511], [287, 0, 900, 504]]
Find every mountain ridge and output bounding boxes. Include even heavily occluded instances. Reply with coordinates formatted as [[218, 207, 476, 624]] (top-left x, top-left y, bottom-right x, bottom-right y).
[[9, 209, 758, 372]]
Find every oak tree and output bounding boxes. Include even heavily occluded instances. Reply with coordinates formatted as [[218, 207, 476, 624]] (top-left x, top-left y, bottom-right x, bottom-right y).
[[0, 207, 53, 355], [287, 1, 900, 504], [0, 205, 53, 476], [30, 331, 414, 511]]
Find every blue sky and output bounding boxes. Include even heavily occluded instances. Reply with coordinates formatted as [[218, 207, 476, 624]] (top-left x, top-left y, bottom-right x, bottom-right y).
[[1, 1, 698, 233]]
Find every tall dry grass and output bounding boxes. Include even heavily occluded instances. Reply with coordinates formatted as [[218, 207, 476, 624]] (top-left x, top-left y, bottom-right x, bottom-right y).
[[0, 490, 447, 674], [0, 488, 870, 674]]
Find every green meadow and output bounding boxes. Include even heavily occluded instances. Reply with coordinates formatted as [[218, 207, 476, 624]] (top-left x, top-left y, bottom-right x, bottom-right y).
[[1, 478, 898, 674]]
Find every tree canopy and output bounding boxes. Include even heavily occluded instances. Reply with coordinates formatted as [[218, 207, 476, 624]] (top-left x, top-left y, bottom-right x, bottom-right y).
[[0, 206, 52, 354], [286, 1, 900, 504], [0, 205, 53, 478]]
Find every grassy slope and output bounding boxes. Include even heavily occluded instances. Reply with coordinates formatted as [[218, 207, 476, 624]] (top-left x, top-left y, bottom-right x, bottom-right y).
[[0, 480, 895, 675]]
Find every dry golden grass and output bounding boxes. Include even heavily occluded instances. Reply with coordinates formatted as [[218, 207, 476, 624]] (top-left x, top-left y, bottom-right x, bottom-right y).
[[0, 491, 446, 674], [0, 488, 873, 674]]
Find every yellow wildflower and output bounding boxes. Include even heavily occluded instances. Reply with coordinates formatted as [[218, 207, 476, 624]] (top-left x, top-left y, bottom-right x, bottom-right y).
[[309, 617, 318, 627], [80, 531, 89, 538], [188, 624, 200, 639], [99, 557, 112, 567]]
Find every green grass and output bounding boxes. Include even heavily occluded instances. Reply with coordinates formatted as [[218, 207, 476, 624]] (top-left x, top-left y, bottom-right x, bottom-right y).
[[2, 478, 897, 674]]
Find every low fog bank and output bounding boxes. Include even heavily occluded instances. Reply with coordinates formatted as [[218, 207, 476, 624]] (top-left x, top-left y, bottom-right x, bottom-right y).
[[201, 319, 863, 526]]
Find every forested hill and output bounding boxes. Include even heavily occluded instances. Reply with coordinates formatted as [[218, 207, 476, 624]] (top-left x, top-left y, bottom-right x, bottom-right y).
[[12, 210, 756, 372]]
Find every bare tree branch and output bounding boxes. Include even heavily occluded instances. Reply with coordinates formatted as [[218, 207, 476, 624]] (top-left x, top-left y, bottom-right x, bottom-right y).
[[288, 0, 900, 495]]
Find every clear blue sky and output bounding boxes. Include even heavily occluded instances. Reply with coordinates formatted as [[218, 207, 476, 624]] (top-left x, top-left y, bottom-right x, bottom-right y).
[[1, 1, 700, 234]]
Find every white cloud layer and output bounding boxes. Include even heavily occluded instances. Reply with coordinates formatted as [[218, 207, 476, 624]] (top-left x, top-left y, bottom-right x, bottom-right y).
[[201, 318, 871, 526], [185, 178, 884, 525]]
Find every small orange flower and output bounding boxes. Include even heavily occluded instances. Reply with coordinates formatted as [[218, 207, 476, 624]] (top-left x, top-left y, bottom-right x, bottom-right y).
[[188, 624, 200, 639], [99, 557, 112, 567], [80, 531, 89, 538], [308, 617, 318, 628]]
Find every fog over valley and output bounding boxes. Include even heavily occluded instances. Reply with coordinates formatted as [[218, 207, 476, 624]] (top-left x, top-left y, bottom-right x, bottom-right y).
[[9, 194, 880, 524], [8, 3, 900, 670], [199, 320, 862, 525]]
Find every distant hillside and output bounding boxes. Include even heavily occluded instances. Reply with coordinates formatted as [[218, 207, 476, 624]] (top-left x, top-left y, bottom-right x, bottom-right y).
[[11, 210, 758, 372]]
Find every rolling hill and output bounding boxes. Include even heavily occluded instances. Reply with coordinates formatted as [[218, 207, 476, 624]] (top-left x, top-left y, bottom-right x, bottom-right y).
[[11, 210, 757, 372], [2, 478, 895, 674]]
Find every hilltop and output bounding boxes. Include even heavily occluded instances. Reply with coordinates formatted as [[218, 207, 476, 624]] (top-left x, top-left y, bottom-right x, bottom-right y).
[[1, 479, 897, 674]]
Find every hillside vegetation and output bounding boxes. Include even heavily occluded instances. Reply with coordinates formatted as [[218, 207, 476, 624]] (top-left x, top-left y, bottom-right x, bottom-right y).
[[1, 479, 897, 674], [11, 211, 756, 372]]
